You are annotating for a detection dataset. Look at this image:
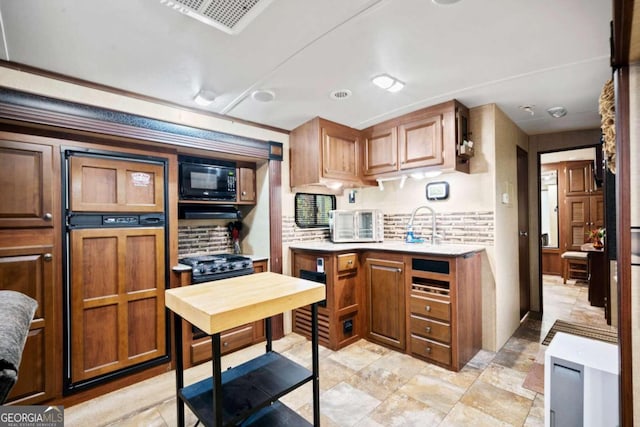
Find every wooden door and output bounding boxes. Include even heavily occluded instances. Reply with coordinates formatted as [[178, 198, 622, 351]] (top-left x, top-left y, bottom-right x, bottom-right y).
[[321, 121, 360, 183], [0, 138, 54, 228], [237, 167, 256, 203], [517, 147, 530, 319], [565, 161, 592, 196], [69, 227, 166, 382], [398, 114, 443, 170], [69, 155, 164, 212], [364, 256, 405, 350], [363, 126, 398, 176], [566, 196, 590, 250], [0, 245, 56, 404]]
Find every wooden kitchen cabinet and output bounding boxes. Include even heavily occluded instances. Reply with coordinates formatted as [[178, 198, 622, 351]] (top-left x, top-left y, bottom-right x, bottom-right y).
[[0, 242, 57, 404], [69, 154, 165, 212], [292, 250, 362, 350], [237, 166, 256, 204], [252, 259, 268, 273], [566, 160, 600, 196], [363, 100, 470, 177], [364, 253, 405, 351], [0, 135, 55, 228], [290, 117, 365, 188], [407, 253, 482, 371]]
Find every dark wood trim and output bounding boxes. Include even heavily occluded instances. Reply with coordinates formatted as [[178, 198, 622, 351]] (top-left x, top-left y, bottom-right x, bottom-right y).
[[0, 87, 280, 160], [614, 66, 632, 427], [611, 0, 635, 67], [0, 60, 289, 135], [269, 159, 284, 339]]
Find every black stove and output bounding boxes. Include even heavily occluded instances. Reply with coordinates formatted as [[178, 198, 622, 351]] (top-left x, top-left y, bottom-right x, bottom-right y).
[[179, 254, 254, 283]]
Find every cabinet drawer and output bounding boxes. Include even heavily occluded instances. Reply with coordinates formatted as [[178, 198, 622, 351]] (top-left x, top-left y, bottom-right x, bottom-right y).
[[191, 324, 254, 364], [410, 315, 450, 343], [411, 335, 451, 366], [337, 253, 357, 272], [410, 295, 450, 322]]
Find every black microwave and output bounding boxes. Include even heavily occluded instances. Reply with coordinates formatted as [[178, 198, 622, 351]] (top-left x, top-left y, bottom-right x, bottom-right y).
[[179, 156, 237, 201]]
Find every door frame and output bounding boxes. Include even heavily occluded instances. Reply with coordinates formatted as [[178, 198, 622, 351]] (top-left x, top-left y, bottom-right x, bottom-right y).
[[517, 146, 530, 319]]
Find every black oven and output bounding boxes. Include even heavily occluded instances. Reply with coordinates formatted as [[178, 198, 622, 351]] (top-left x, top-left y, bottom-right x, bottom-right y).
[[179, 155, 237, 201]]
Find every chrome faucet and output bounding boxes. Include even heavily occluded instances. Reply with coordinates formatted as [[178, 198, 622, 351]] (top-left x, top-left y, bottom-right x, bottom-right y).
[[406, 205, 439, 244]]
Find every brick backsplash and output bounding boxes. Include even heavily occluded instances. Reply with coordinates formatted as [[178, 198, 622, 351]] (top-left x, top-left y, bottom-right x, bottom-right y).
[[281, 211, 494, 245], [178, 222, 233, 256]]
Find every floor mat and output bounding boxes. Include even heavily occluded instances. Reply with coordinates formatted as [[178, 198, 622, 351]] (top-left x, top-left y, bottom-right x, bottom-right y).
[[541, 319, 617, 346]]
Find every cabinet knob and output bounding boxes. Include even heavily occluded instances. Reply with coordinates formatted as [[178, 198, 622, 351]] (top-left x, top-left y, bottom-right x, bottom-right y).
[[425, 305, 431, 312], [223, 342, 229, 347], [242, 191, 247, 196], [43, 253, 53, 261], [426, 346, 432, 353], [44, 212, 53, 220], [347, 260, 353, 264], [396, 268, 402, 273], [425, 326, 431, 333]]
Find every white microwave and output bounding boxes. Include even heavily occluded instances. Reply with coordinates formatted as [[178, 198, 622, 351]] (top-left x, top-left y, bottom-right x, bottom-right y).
[[328, 210, 384, 243]]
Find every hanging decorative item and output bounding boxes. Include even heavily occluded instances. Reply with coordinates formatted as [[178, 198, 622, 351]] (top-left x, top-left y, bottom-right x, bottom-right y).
[[598, 79, 615, 173]]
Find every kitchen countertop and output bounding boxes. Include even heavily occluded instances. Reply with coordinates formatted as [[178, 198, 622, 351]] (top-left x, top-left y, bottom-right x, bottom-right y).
[[165, 272, 325, 334], [289, 241, 485, 256]]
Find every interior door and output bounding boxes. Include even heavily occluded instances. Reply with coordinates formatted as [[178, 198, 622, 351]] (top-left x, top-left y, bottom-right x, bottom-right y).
[[69, 227, 166, 383], [517, 147, 530, 319]]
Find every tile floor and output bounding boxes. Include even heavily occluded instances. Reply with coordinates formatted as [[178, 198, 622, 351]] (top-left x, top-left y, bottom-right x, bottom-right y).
[[64, 275, 615, 427]]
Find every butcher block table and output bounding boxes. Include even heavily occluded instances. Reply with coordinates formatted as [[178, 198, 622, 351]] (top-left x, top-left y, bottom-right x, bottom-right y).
[[165, 272, 325, 427]]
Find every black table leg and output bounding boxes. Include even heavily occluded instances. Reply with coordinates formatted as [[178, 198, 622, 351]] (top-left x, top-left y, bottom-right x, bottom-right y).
[[311, 302, 320, 426], [265, 317, 272, 353], [174, 313, 185, 427], [212, 333, 223, 426]]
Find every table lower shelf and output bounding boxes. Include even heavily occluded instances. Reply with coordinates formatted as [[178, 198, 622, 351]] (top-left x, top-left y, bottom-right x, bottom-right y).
[[179, 351, 312, 427]]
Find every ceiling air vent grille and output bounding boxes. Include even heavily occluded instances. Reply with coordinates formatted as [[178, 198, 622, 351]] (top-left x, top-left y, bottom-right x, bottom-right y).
[[160, 0, 273, 35]]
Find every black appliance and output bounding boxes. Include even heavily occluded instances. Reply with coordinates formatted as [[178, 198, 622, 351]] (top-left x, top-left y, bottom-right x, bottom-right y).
[[179, 254, 254, 340], [179, 254, 254, 284], [179, 155, 237, 201]]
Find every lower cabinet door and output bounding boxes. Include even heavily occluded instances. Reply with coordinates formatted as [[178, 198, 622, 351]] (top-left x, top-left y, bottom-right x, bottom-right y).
[[69, 227, 166, 383], [364, 257, 405, 350], [0, 244, 56, 404]]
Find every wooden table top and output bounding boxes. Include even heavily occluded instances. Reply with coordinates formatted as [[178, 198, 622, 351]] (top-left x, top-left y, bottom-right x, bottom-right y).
[[165, 272, 325, 334]]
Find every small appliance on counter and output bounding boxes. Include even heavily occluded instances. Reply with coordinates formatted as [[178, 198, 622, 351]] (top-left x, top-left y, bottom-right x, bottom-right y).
[[328, 209, 384, 243]]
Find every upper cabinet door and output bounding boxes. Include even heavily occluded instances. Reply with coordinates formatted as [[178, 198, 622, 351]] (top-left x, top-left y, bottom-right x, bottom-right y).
[[565, 161, 596, 196], [363, 126, 398, 177], [0, 138, 54, 228], [237, 167, 256, 204], [321, 121, 360, 183], [398, 115, 444, 170], [69, 155, 165, 212]]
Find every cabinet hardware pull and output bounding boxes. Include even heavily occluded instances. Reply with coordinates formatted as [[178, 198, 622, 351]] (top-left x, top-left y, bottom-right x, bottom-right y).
[[396, 268, 402, 273], [425, 326, 431, 333], [426, 347, 432, 353], [223, 342, 229, 347], [242, 191, 247, 196], [44, 213, 53, 220], [347, 260, 353, 264], [425, 305, 431, 312], [44, 253, 53, 261]]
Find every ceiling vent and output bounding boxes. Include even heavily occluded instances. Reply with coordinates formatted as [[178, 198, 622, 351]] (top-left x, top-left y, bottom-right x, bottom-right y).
[[160, 0, 274, 35]]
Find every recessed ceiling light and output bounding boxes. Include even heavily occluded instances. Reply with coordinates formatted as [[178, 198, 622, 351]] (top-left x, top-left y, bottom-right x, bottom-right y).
[[432, 0, 462, 5], [194, 90, 216, 106], [330, 89, 352, 100], [547, 106, 567, 118], [251, 89, 276, 102]]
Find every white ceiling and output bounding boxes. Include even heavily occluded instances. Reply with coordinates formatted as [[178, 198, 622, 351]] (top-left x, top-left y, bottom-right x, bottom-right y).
[[0, 0, 612, 134]]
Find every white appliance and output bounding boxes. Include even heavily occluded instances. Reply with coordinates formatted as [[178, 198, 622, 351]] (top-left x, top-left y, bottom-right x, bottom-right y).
[[545, 332, 619, 427], [328, 209, 384, 243]]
